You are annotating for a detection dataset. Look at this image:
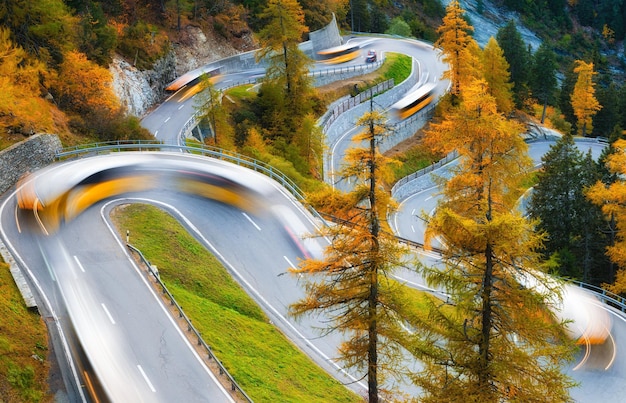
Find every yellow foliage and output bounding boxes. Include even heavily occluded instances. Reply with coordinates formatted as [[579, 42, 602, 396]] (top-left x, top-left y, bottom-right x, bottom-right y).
[[51, 50, 119, 115], [435, 0, 474, 96], [0, 28, 57, 135], [588, 139, 626, 293], [571, 60, 601, 136]]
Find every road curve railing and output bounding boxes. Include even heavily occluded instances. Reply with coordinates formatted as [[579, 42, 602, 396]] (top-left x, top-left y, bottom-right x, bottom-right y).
[[127, 243, 253, 403], [55, 141, 324, 223]]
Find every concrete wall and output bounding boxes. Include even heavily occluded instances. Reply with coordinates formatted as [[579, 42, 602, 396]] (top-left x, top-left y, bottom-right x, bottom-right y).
[[0, 134, 62, 195], [309, 14, 343, 55], [322, 57, 422, 182], [194, 14, 343, 76]]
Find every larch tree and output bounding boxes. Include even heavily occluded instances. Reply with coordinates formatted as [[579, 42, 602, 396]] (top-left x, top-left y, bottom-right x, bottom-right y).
[[435, 0, 474, 98], [0, 27, 55, 134], [588, 139, 626, 294], [290, 107, 412, 403], [194, 73, 225, 145], [571, 60, 601, 137], [481, 36, 514, 115], [411, 77, 576, 402], [256, 0, 312, 106], [51, 50, 119, 116], [254, 0, 319, 174]]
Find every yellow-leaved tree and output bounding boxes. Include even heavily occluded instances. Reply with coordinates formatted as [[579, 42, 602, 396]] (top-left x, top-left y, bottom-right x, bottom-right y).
[[481, 36, 514, 114], [571, 60, 601, 137], [588, 139, 626, 293], [410, 77, 577, 402], [435, 0, 474, 97], [51, 50, 119, 116], [0, 28, 56, 135], [290, 107, 411, 403]]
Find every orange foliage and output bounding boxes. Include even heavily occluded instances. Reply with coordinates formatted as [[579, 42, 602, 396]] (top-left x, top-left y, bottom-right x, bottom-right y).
[[51, 50, 120, 115], [0, 28, 57, 135]]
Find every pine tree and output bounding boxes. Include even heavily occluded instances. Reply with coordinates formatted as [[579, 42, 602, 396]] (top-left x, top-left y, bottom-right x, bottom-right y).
[[435, 0, 474, 98], [290, 107, 411, 403], [496, 21, 530, 109], [530, 43, 558, 124], [412, 77, 576, 402], [571, 60, 601, 137], [528, 134, 608, 281]]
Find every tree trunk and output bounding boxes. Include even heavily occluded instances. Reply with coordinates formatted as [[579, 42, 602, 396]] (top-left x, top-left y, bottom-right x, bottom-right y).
[[367, 98, 379, 403]]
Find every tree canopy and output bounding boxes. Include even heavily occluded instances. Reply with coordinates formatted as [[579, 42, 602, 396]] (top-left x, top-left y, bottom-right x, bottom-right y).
[[571, 60, 602, 137], [528, 134, 610, 282], [435, 0, 474, 97], [412, 77, 576, 402]]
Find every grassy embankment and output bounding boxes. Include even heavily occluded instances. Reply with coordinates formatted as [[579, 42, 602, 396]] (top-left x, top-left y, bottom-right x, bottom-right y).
[[112, 203, 446, 402], [111, 204, 361, 402], [0, 262, 51, 402]]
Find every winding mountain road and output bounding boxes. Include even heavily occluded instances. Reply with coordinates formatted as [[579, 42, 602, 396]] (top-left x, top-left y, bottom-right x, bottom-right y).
[[2, 34, 625, 403]]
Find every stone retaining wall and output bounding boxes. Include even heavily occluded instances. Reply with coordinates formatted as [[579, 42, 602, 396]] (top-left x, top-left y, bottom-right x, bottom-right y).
[[0, 134, 62, 195]]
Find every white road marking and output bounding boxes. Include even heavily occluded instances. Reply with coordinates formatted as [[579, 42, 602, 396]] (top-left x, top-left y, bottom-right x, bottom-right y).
[[424, 195, 433, 201], [284, 256, 296, 270], [242, 212, 261, 231], [137, 365, 156, 392], [73, 255, 86, 273], [164, 117, 171, 123], [178, 104, 185, 110], [14, 204, 21, 234], [101, 303, 116, 325], [411, 225, 415, 233], [154, 130, 159, 137]]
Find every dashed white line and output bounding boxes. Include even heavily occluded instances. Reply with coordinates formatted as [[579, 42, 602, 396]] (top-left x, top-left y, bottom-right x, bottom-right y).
[[137, 365, 156, 392], [164, 117, 171, 123], [73, 255, 85, 273], [101, 303, 116, 325], [284, 256, 296, 269], [242, 212, 261, 231], [411, 225, 415, 233], [14, 204, 21, 234], [178, 104, 185, 110], [154, 130, 159, 137], [425, 195, 433, 201]]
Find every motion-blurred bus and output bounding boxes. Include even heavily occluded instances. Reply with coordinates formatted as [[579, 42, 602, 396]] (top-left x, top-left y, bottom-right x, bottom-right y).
[[16, 154, 267, 234], [317, 43, 361, 64], [390, 83, 437, 120], [165, 66, 221, 92]]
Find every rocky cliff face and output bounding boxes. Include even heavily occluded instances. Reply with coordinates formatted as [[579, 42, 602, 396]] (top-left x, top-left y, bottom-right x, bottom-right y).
[[109, 52, 176, 117], [110, 25, 256, 118]]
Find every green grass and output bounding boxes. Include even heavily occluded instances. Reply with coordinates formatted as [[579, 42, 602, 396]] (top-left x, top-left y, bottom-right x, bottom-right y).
[[388, 144, 440, 184], [379, 52, 413, 86], [0, 262, 51, 402], [111, 204, 361, 403]]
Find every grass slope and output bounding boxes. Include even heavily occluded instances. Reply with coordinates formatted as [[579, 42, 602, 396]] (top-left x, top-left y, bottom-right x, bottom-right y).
[[0, 262, 51, 402], [111, 203, 361, 403]]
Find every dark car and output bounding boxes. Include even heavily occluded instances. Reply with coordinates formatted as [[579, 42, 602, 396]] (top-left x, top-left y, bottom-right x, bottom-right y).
[[366, 50, 377, 63]]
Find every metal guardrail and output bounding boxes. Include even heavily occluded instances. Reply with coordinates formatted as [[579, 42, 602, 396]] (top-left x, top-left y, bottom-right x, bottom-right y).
[[127, 243, 253, 402], [568, 279, 626, 312], [390, 151, 458, 196], [319, 79, 394, 133], [55, 141, 325, 223], [309, 59, 384, 79]]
